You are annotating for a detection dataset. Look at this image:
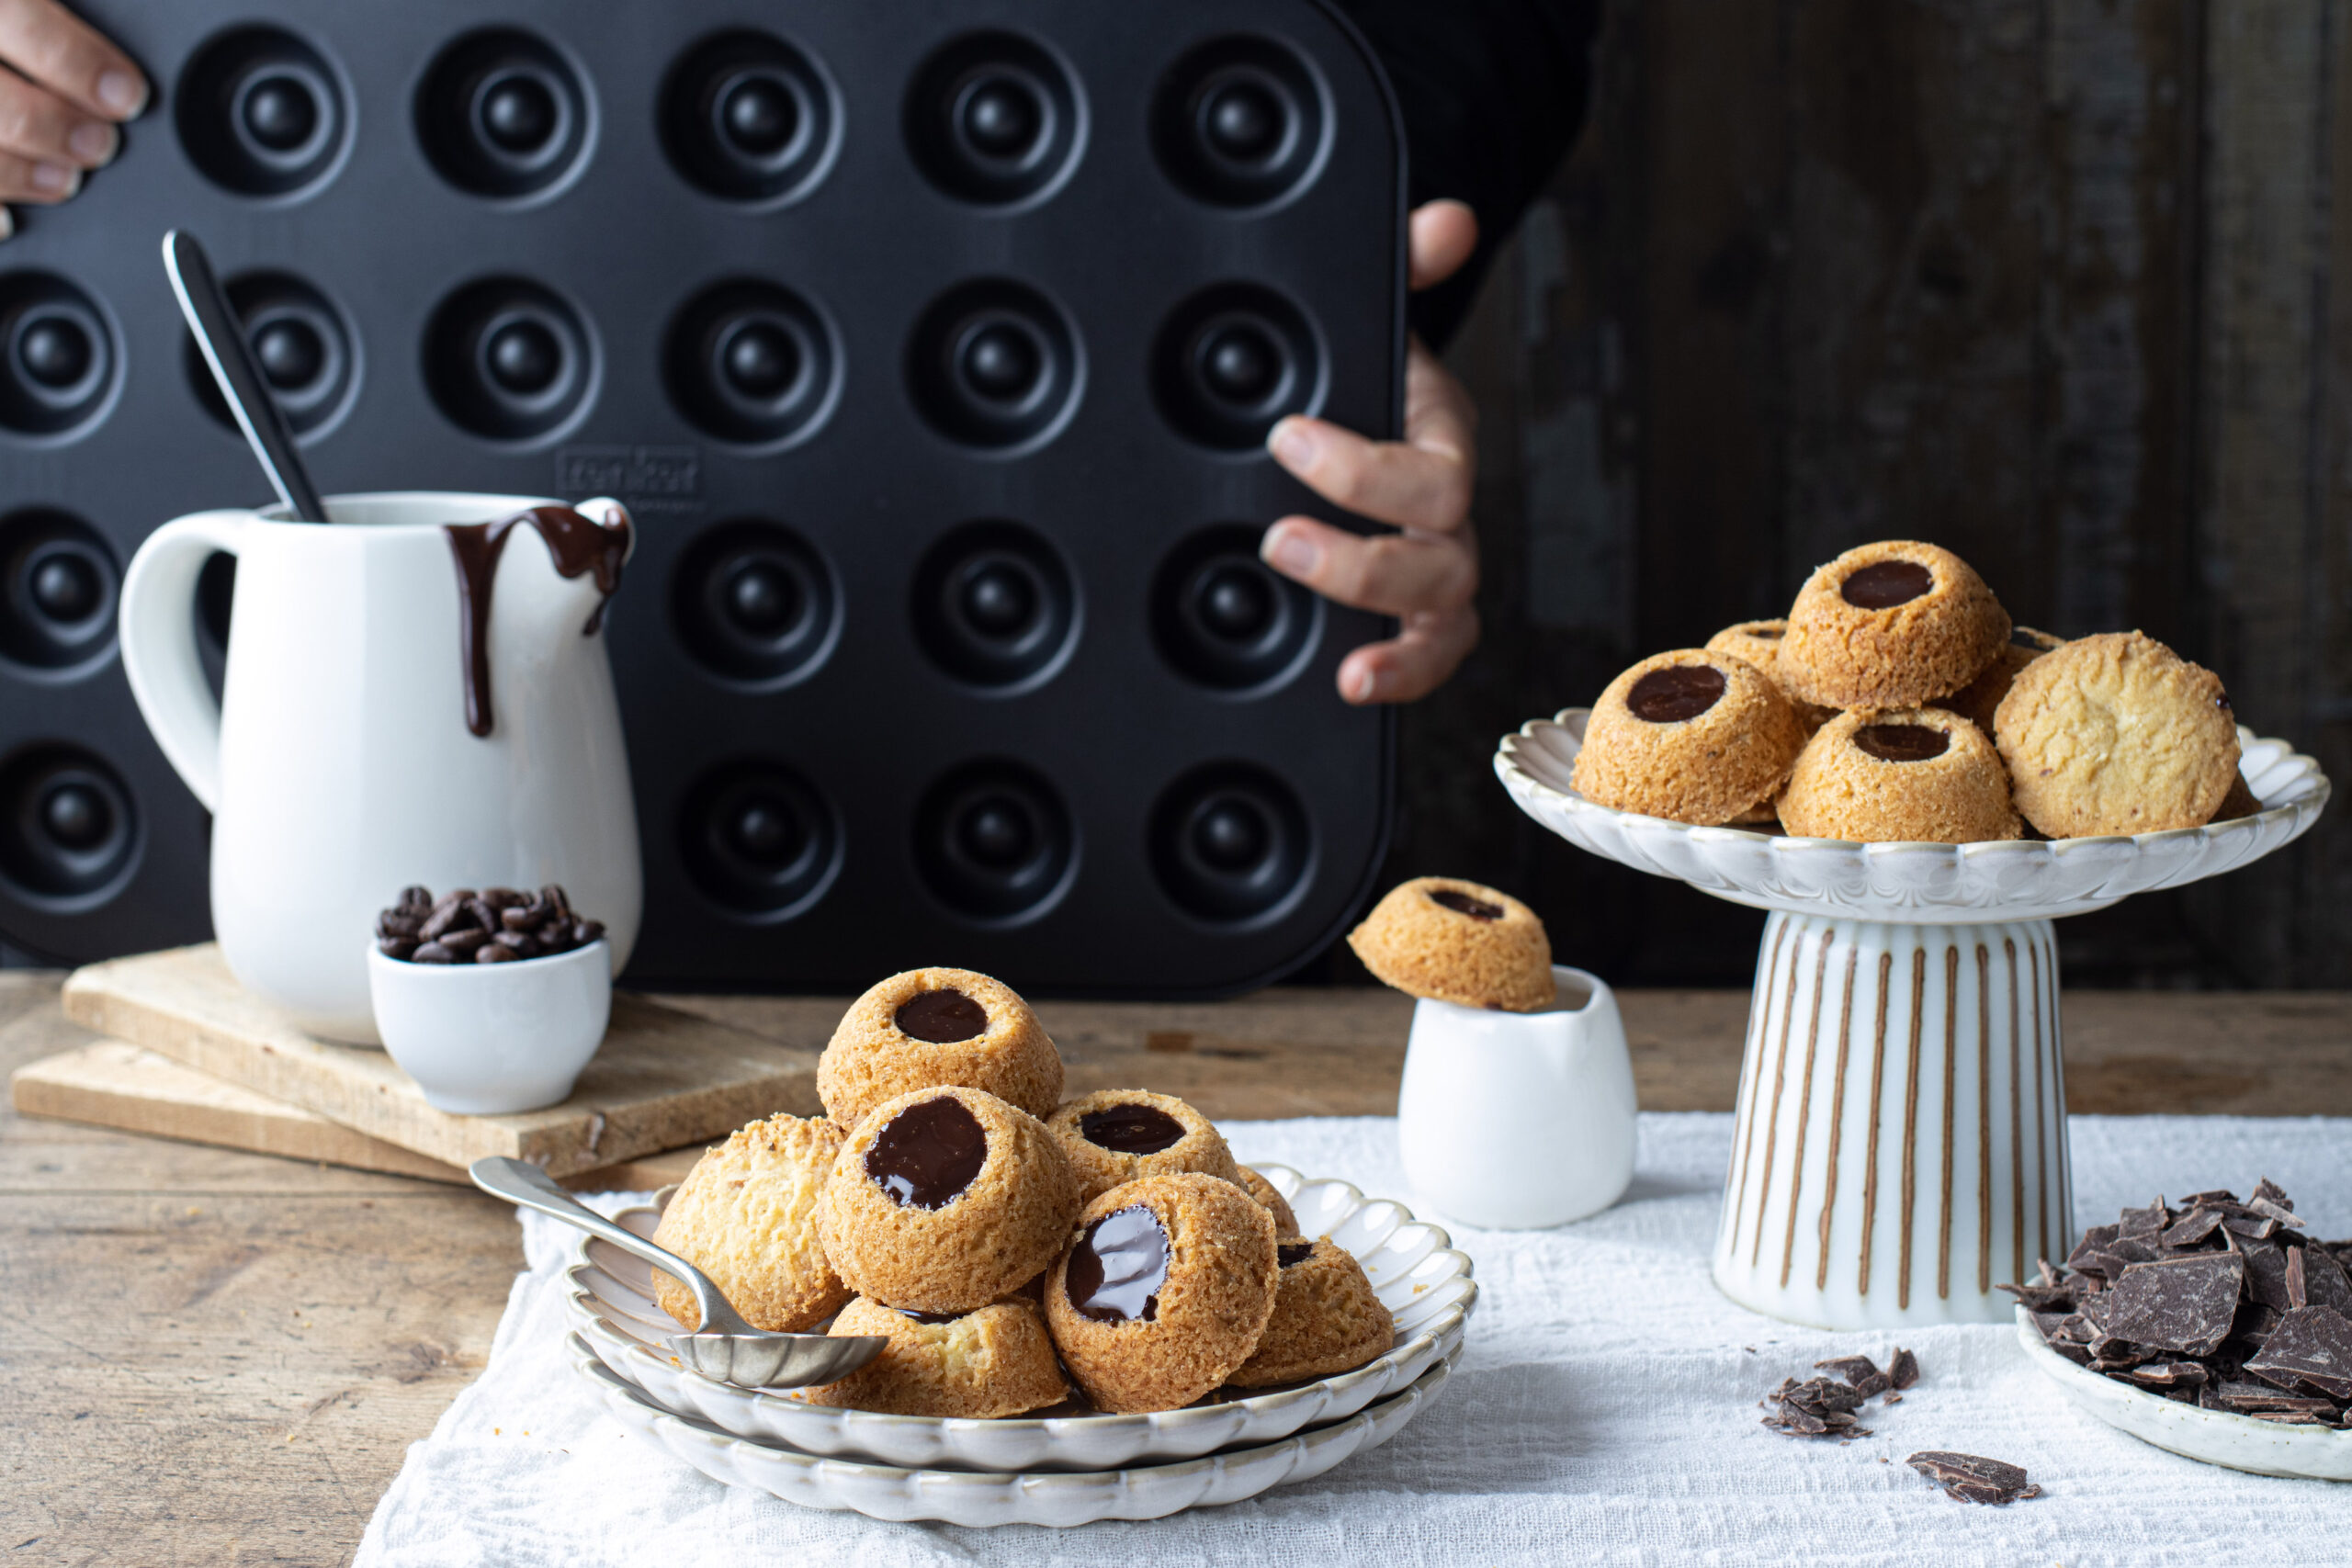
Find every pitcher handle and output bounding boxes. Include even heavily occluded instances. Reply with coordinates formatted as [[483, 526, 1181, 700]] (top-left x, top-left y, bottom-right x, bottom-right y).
[[119, 512, 251, 813]]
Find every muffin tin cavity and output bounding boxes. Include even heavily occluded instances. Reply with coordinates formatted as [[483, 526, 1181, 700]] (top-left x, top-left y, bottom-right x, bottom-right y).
[[0, 273, 117, 440], [414, 28, 594, 202], [911, 521, 1078, 692], [907, 278, 1082, 452], [663, 279, 839, 449], [175, 25, 351, 199], [1151, 283, 1324, 451], [1149, 762, 1313, 925], [0, 744, 137, 906], [915, 760, 1076, 923], [424, 276, 597, 443], [1151, 36, 1329, 210], [1151, 523, 1318, 692], [183, 272, 357, 442], [903, 31, 1084, 208], [0, 511, 116, 675], [661, 30, 840, 205], [670, 519, 839, 688], [678, 759, 843, 920]]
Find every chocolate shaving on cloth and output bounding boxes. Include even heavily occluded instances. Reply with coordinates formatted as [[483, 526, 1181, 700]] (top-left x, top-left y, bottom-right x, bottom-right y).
[[1760, 1350, 1917, 1438], [1905, 1451, 2042, 1506]]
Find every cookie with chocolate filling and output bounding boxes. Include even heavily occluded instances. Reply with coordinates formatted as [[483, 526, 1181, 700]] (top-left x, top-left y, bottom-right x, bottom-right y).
[[1045, 1173, 1279, 1414], [819, 967, 1063, 1126], [1569, 649, 1806, 826], [650, 1113, 850, 1333], [1706, 619, 1836, 732], [1346, 875, 1555, 1012], [1935, 625, 2064, 735], [1778, 708, 2022, 844], [1047, 1089, 1241, 1203], [1778, 541, 2011, 710], [1994, 631, 2241, 837], [820, 1086, 1080, 1314], [1227, 1235, 1395, 1387], [1235, 1165, 1299, 1235], [803, 1295, 1069, 1417]]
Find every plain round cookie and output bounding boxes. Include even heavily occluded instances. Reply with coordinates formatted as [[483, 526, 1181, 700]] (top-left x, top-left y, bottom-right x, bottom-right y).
[[820, 1086, 1080, 1314], [819, 967, 1063, 1125], [1777, 541, 2011, 710], [1569, 649, 1806, 826], [649, 1113, 850, 1333], [1235, 1166, 1298, 1235], [803, 1296, 1069, 1417], [1705, 619, 1836, 732], [1994, 631, 2240, 837], [1227, 1235, 1395, 1388], [1935, 625, 2064, 736], [1346, 876, 1555, 1012], [1045, 1173, 1279, 1414], [1047, 1089, 1241, 1203], [1779, 708, 2022, 844]]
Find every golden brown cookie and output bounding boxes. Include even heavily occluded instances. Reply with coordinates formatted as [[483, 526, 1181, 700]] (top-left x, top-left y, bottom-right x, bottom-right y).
[[649, 1113, 850, 1333], [819, 967, 1063, 1126], [1569, 649, 1807, 826], [820, 1086, 1080, 1314], [1234, 1166, 1298, 1235], [1346, 876, 1555, 1012], [1047, 1090, 1241, 1204], [1044, 1173, 1279, 1414], [1778, 708, 2022, 844], [1706, 620, 1836, 732], [1935, 626, 2064, 735], [802, 1295, 1069, 1417], [1777, 542, 2011, 710], [1994, 631, 2241, 837], [1227, 1236, 1395, 1387]]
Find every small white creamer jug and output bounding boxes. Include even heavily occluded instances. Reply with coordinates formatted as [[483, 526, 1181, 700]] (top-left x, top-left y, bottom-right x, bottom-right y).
[[1396, 965, 1638, 1229]]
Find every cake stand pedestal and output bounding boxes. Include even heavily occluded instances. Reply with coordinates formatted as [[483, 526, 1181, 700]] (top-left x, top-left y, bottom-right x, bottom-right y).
[[1495, 713, 2328, 1331]]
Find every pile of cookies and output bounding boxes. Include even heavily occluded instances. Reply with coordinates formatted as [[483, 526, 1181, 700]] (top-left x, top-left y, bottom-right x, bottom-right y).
[[1569, 540, 2254, 843], [648, 966, 1395, 1416]]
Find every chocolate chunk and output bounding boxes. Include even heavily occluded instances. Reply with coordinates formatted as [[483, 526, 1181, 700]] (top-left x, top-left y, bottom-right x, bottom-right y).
[[2120, 1361, 2208, 1388], [1841, 560, 1935, 609], [1428, 887, 1504, 920], [2244, 1306, 2352, 1398], [1905, 1451, 2041, 1506], [2225, 1214, 2281, 1242], [1066, 1204, 1170, 1323], [2101, 1254, 2244, 1356], [2066, 1225, 2120, 1272], [2179, 1189, 2240, 1209], [1277, 1241, 1315, 1268], [2240, 1238, 2296, 1312], [893, 987, 989, 1043], [2299, 1240, 2352, 1314], [1853, 724, 1950, 762], [2160, 1209, 2225, 1249], [1626, 664, 1725, 723], [2108, 1235, 2162, 1265], [864, 1095, 989, 1210], [2119, 1200, 2169, 1239], [1888, 1347, 1920, 1390], [2251, 1178, 2292, 1210], [2248, 1196, 2305, 1229], [1078, 1101, 1186, 1156], [2001, 1281, 2078, 1313], [898, 1307, 963, 1325], [1814, 1355, 1883, 1389], [2289, 1246, 2310, 1312]]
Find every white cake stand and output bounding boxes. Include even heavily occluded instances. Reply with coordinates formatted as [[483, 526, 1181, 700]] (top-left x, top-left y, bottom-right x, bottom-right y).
[[1495, 712, 2330, 1331]]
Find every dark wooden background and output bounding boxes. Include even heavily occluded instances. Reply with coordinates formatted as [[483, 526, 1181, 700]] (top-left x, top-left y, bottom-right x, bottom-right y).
[[1355, 0, 2348, 990]]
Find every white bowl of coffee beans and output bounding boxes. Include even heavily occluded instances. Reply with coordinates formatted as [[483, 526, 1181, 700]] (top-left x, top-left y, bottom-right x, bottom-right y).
[[366, 886, 611, 1114]]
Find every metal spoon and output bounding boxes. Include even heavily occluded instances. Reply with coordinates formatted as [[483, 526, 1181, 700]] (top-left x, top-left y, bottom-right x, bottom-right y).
[[469, 1156, 885, 1390], [162, 229, 331, 524]]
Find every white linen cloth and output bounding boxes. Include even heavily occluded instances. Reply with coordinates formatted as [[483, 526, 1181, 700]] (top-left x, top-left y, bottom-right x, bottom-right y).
[[358, 1113, 2352, 1567]]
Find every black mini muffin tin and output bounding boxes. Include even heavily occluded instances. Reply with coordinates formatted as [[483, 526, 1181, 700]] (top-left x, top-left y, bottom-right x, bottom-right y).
[[0, 0, 1403, 993]]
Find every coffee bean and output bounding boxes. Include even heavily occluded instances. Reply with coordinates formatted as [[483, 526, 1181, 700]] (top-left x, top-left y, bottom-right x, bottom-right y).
[[501, 905, 536, 931], [377, 884, 601, 964], [397, 886, 432, 912], [376, 910, 422, 940], [437, 928, 491, 955], [575, 918, 605, 944], [411, 941, 457, 964], [476, 943, 518, 964], [378, 936, 418, 959], [481, 886, 528, 909]]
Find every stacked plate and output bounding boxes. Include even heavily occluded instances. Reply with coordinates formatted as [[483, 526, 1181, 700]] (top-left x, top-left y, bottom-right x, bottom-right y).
[[561, 1163, 1479, 1526]]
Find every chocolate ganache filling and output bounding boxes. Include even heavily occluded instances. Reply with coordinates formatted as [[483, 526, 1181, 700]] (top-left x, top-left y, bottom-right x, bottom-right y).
[[445, 504, 629, 739], [1626, 664, 1725, 723], [1853, 723, 1950, 762], [1066, 1205, 1169, 1323], [898, 1306, 963, 1324], [865, 1095, 988, 1209], [1840, 559, 1933, 609], [1277, 1241, 1315, 1268], [1428, 888, 1503, 920], [1079, 1101, 1186, 1155], [894, 987, 989, 1043]]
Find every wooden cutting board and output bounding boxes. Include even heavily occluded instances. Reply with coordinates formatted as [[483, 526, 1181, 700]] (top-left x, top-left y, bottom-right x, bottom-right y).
[[59, 944, 818, 1178]]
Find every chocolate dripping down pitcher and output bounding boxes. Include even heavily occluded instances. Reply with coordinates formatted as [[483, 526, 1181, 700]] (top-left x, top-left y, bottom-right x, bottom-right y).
[[118, 492, 642, 1043]]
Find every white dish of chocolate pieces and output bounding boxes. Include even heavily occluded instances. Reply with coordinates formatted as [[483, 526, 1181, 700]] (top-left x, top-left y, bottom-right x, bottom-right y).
[[2007, 1180, 2352, 1480]]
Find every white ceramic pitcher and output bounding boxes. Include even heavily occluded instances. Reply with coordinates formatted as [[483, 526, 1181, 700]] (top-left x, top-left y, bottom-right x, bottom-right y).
[[119, 491, 641, 1043]]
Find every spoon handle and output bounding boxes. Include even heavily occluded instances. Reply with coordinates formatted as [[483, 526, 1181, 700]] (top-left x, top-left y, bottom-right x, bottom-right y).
[[469, 1156, 730, 1332], [162, 230, 331, 524]]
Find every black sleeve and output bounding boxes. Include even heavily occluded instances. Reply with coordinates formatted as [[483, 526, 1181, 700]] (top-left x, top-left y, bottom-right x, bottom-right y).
[[1335, 0, 1601, 349]]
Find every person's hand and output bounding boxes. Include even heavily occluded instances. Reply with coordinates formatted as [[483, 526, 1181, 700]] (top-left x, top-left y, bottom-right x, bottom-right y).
[[0, 0, 146, 240], [1260, 198, 1481, 705]]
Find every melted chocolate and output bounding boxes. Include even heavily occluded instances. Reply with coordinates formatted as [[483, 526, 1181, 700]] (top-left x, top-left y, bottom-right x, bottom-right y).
[[1840, 559, 1934, 609], [2011, 626, 2048, 649], [1079, 1102, 1186, 1155], [1066, 1205, 1169, 1323], [895, 987, 988, 1043], [899, 1306, 963, 1324], [1278, 1241, 1315, 1268], [865, 1096, 988, 1209], [1627, 665, 1725, 723], [1854, 723, 1950, 762], [1429, 888, 1503, 920], [445, 504, 629, 739]]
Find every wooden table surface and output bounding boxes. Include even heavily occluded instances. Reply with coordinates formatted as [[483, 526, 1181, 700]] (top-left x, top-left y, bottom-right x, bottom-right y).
[[4, 972, 2346, 1565]]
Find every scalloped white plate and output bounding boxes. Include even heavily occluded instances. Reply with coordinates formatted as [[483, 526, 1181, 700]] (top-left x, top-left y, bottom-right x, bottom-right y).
[[1498, 712, 2328, 922], [571, 1334, 1460, 1526], [2013, 1307, 2352, 1480], [564, 1162, 1477, 1472]]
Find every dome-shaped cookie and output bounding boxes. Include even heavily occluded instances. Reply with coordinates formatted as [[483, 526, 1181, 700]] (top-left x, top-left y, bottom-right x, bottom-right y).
[[1346, 876, 1554, 1012], [1569, 649, 1806, 826], [820, 1086, 1080, 1314], [803, 1295, 1069, 1417], [1778, 708, 2021, 844], [1047, 1089, 1241, 1203], [1935, 625, 2063, 735], [1235, 1165, 1298, 1235], [1045, 1173, 1279, 1414], [819, 967, 1063, 1126], [1706, 620, 1835, 732], [1993, 631, 2240, 837], [649, 1113, 850, 1333], [1778, 542, 2011, 710], [1227, 1235, 1396, 1387]]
